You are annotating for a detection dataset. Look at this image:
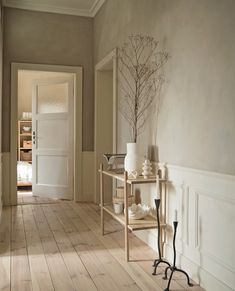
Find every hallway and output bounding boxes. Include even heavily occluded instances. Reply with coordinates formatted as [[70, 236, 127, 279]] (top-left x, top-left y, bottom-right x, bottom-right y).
[[0, 200, 204, 291]]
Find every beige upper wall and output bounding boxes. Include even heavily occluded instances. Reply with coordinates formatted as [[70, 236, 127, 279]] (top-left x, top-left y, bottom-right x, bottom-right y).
[[0, 3, 2, 154], [3, 7, 94, 152], [94, 0, 235, 175]]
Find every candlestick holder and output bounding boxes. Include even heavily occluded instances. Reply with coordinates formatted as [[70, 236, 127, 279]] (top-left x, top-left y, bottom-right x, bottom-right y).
[[152, 199, 171, 275], [163, 221, 193, 291]]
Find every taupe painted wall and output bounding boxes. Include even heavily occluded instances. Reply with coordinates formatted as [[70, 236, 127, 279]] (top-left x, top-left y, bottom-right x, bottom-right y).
[[94, 0, 235, 175], [0, 5, 2, 149], [0, 2, 2, 154], [3, 7, 94, 151]]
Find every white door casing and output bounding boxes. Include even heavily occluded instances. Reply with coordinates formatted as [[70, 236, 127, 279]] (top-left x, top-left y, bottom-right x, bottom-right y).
[[94, 49, 118, 203], [9, 63, 82, 206], [32, 77, 74, 199]]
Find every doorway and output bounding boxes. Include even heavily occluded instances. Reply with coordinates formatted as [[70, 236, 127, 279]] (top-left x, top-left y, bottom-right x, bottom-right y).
[[94, 49, 118, 203], [17, 70, 75, 203], [11, 63, 83, 206]]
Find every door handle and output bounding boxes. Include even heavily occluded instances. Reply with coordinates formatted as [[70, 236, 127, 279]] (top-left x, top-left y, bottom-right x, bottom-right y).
[[33, 131, 37, 144]]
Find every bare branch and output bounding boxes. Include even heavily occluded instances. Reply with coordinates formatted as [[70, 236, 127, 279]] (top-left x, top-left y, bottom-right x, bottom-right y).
[[118, 34, 169, 142]]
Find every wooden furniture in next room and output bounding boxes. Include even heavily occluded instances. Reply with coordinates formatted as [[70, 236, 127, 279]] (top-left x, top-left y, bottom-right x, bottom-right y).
[[18, 120, 32, 163]]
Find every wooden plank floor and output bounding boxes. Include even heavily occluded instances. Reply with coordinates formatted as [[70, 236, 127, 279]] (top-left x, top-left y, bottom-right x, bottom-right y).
[[0, 197, 205, 291], [17, 192, 59, 205]]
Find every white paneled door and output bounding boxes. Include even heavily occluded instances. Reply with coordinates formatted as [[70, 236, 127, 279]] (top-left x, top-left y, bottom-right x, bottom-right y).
[[32, 77, 74, 199]]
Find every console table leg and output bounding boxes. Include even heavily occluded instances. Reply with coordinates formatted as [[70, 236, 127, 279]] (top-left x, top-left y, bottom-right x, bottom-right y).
[[100, 163, 104, 235], [124, 171, 129, 261]]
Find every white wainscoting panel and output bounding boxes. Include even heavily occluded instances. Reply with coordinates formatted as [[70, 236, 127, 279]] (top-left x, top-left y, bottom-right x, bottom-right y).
[[2, 152, 11, 206], [81, 151, 94, 202], [136, 164, 235, 291], [0, 153, 2, 220]]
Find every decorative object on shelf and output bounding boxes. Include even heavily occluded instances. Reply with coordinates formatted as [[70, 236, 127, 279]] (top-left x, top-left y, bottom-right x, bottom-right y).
[[22, 126, 31, 133], [23, 140, 32, 149], [159, 163, 167, 179], [152, 199, 171, 275], [113, 202, 124, 214], [103, 153, 125, 172], [162, 219, 193, 291], [142, 158, 153, 179], [128, 170, 138, 179], [20, 150, 32, 162], [126, 203, 150, 220], [124, 143, 142, 176]]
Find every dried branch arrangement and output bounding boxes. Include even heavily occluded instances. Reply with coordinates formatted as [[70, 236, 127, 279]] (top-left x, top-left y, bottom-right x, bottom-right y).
[[118, 34, 169, 142]]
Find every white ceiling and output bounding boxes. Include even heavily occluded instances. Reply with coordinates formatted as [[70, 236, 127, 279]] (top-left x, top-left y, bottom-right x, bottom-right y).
[[2, 0, 106, 17]]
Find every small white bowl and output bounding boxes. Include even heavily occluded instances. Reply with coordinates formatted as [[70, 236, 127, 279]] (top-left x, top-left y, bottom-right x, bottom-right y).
[[113, 203, 124, 214], [22, 126, 31, 132]]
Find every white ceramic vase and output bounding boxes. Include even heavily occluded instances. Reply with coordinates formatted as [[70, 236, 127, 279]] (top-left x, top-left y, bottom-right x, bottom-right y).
[[124, 143, 142, 176]]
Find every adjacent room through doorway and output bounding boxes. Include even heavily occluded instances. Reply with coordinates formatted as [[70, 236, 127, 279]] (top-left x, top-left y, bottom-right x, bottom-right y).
[[17, 69, 75, 203]]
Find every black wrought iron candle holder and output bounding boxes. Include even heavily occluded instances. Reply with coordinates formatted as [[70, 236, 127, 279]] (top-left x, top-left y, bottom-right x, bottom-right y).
[[163, 221, 193, 291], [152, 199, 171, 275]]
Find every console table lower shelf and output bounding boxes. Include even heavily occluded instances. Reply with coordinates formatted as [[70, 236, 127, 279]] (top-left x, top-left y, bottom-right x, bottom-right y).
[[103, 204, 166, 231]]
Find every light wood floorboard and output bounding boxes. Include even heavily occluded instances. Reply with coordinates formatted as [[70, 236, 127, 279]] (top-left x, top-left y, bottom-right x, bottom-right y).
[[0, 207, 11, 291], [0, 199, 205, 291]]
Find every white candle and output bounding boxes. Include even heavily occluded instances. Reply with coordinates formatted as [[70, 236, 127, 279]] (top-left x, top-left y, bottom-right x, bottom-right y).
[[174, 210, 178, 221], [156, 175, 160, 198]]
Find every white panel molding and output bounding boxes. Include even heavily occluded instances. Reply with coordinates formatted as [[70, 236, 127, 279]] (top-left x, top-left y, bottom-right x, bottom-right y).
[[136, 163, 235, 291], [2, 152, 11, 206], [3, 0, 106, 17], [81, 151, 94, 202], [0, 153, 2, 220], [194, 189, 235, 272]]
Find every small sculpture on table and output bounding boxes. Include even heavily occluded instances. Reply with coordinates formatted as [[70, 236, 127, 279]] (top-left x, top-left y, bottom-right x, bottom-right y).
[[142, 158, 153, 179]]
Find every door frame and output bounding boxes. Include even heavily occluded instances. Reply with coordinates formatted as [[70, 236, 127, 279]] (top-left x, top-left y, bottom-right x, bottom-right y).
[[94, 48, 118, 203], [10, 62, 83, 205]]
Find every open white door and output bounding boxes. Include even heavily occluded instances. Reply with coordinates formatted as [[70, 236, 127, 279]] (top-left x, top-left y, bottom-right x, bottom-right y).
[[32, 77, 74, 200]]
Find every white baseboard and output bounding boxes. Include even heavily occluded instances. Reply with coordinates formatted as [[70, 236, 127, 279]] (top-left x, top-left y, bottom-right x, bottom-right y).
[[135, 164, 235, 291]]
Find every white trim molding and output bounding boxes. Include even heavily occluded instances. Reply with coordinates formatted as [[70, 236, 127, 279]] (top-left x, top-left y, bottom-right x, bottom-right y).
[[0, 153, 2, 219], [90, 0, 106, 17], [82, 151, 95, 202], [10, 63, 83, 205], [94, 48, 118, 204], [136, 164, 235, 291], [3, 0, 106, 17], [2, 152, 10, 206]]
